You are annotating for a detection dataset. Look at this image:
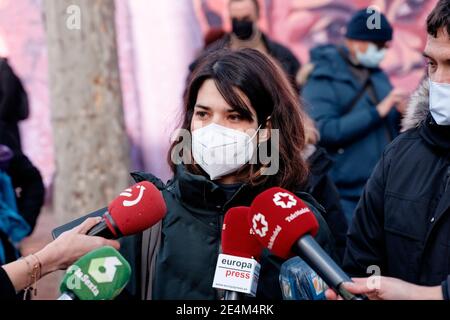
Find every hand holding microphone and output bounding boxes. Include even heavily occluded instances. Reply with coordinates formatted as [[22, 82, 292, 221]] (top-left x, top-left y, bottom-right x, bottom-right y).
[[248, 187, 364, 300], [1, 218, 120, 298], [53, 181, 167, 241], [58, 246, 131, 300]]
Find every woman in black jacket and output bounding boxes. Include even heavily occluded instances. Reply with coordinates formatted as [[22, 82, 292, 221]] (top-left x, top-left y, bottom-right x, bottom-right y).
[[120, 49, 338, 300]]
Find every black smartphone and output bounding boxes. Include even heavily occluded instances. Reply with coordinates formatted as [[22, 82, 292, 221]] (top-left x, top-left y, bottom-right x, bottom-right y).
[[51, 207, 107, 239]]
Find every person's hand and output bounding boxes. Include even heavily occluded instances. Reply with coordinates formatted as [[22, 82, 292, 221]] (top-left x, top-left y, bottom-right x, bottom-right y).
[[325, 277, 444, 300], [35, 217, 120, 275], [377, 89, 408, 118]]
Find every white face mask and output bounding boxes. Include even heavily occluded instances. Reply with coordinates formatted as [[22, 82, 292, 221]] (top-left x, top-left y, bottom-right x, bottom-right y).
[[191, 123, 259, 180], [356, 43, 386, 68], [429, 79, 450, 126]]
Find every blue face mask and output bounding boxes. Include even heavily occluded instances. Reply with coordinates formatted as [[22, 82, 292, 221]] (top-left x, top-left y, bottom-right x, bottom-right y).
[[429, 79, 450, 126], [356, 43, 386, 68]]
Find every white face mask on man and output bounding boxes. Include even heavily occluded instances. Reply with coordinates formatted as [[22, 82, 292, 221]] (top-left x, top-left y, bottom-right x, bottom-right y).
[[191, 123, 260, 180], [356, 43, 386, 68], [429, 79, 450, 126]]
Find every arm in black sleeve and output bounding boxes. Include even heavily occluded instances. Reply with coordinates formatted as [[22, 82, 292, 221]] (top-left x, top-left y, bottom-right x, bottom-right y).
[[0, 267, 17, 300]]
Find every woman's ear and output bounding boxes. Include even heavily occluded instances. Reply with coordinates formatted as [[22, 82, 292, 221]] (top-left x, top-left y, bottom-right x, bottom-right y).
[[258, 117, 272, 143]]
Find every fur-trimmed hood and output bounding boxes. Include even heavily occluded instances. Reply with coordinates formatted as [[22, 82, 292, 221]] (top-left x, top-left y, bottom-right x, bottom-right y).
[[401, 79, 430, 132]]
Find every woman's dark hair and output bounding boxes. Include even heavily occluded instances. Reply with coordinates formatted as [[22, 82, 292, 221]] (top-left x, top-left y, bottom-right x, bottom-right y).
[[427, 0, 450, 38], [169, 48, 309, 190]]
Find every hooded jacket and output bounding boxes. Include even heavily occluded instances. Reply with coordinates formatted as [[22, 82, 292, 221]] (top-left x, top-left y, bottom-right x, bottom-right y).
[[302, 45, 401, 203], [343, 80, 450, 286]]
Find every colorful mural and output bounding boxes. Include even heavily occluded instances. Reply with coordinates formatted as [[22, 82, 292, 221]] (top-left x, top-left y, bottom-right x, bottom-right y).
[[194, 0, 438, 92]]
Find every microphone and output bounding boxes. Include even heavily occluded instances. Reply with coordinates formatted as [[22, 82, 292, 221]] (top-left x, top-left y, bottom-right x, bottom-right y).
[[53, 181, 167, 240], [280, 257, 328, 300], [212, 207, 263, 300], [248, 187, 363, 300], [58, 246, 131, 300]]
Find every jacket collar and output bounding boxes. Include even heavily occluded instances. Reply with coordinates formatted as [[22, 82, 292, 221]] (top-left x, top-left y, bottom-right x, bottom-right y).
[[172, 165, 265, 214], [401, 79, 450, 151]]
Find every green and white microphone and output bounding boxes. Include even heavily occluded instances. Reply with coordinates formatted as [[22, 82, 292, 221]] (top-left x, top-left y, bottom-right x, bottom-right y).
[[58, 246, 131, 300]]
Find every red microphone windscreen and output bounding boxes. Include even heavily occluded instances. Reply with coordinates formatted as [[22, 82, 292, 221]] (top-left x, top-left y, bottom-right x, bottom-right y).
[[222, 207, 263, 261], [108, 181, 167, 236], [248, 187, 319, 259]]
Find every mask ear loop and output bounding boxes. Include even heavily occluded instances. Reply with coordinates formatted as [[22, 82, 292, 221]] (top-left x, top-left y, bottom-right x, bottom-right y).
[[256, 116, 272, 148]]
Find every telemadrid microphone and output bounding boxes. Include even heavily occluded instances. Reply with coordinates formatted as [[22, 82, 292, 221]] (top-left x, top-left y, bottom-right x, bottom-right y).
[[85, 181, 167, 239], [280, 256, 328, 300], [248, 187, 363, 300], [58, 246, 131, 300], [212, 207, 263, 300]]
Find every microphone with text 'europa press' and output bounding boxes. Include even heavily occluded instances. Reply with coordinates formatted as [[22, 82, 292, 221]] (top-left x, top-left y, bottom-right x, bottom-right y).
[[58, 246, 131, 300], [212, 207, 263, 300], [85, 181, 167, 239], [248, 187, 364, 300]]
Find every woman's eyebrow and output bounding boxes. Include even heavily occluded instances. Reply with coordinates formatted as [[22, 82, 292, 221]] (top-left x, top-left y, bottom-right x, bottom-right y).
[[194, 104, 210, 110]]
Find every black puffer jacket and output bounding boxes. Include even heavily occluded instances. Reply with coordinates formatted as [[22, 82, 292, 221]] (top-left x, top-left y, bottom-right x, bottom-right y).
[[344, 80, 450, 286]]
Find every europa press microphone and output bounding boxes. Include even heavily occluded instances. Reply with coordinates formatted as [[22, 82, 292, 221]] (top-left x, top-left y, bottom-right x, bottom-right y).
[[212, 207, 263, 300], [248, 187, 364, 301], [58, 246, 131, 300], [52, 181, 167, 240]]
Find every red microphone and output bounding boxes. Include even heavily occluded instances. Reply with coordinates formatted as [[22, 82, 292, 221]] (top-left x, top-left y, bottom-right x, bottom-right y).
[[87, 181, 167, 239], [212, 207, 262, 300], [221, 207, 263, 261], [248, 187, 363, 301]]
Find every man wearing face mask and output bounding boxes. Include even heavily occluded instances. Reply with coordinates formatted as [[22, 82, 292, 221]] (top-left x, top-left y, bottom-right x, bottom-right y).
[[335, 0, 450, 300], [303, 8, 407, 223], [191, 0, 300, 87]]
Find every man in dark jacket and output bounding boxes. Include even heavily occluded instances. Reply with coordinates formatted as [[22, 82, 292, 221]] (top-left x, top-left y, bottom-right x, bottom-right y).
[[191, 0, 300, 85], [303, 9, 405, 222], [340, 0, 450, 300]]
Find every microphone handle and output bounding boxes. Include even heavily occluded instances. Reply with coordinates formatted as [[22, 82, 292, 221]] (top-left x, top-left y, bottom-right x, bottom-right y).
[[224, 291, 241, 300], [86, 211, 122, 239], [294, 235, 364, 300], [86, 220, 116, 239]]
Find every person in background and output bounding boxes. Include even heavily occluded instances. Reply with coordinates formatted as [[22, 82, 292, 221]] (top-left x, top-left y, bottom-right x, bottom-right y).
[[0, 217, 120, 300], [331, 0, 450, 301], [0, 123, 45, 233], [191, 0, 301, 87], [302, 8, 407, 223], [0, 58, 29, 151], [301, 114, 348, 262], [0, 144, 30, 265]]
